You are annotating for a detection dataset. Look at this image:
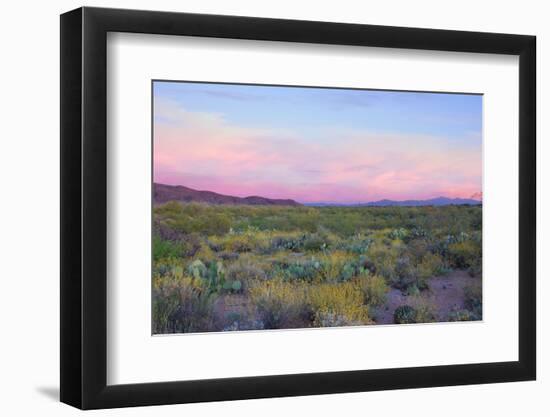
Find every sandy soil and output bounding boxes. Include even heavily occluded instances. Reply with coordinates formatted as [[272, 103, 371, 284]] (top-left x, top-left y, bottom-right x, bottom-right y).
[[372, 270, 481, 324]]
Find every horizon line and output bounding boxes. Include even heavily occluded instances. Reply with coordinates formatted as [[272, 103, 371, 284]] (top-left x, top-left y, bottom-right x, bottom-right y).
[[154, 182, 483, 205]]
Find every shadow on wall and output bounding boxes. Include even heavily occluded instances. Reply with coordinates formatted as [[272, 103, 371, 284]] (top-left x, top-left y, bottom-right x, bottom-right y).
[[35, 386, 59, 401]]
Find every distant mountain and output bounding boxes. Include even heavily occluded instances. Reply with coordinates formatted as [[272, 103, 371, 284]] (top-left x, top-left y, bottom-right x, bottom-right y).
[[153, 183, 301, 206], [306, 196, 482, 207], [362, 196, 482, 207], [470, 192, 483, 201]]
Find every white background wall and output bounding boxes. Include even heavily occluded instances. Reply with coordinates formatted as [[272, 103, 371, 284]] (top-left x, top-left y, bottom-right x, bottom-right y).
[[0, 0, 546, 415]]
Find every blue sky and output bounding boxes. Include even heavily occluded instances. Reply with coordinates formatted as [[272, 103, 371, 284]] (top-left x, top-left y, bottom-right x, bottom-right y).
[[154, 81, 482, 140]]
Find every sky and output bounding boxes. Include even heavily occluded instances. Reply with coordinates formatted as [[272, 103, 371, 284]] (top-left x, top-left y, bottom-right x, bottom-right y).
[[153, 81, 482, 204]]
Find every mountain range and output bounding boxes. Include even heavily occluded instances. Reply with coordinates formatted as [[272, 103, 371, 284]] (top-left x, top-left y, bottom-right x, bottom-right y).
[[306, 196, 481, 207], [154, 183, 482, 207], [359, 196, 481, 207], [154, 183, 301, 206]]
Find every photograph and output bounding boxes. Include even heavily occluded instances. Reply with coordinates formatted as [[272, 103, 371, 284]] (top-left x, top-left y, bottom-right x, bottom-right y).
[[152, 81, 483, 334]]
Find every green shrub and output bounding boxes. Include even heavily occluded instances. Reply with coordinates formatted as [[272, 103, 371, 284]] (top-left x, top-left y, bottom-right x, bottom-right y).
[[336, 255, 376, 282], [358, 275, 388, 306], [464, 284, 482, 319], [416, 252, 445, 279], [309, 283, 371, 326], [152, 281, 180, 333], [405, 284, 420, 296], [226, 261, 267, 291], [368, 243, 398, 283], [270, 234, 306, 252], [410, 298, 436, 323], [249, 281, 309, 329], [407, 238, 429, 263], [388, 228, 408, 240], [448, 309, 477, 321], [403, 227, 428, 243], [153, 235, 183, 261], [152, 276, 216, 333], [343, 234, 374, 254], [314, 312, 361, 327], [393, 256, 417, 289], [448, 240, 481, 270], [278, 259, 323, 283], [303, 232, 332, 252], [394, 305, 417, 324]]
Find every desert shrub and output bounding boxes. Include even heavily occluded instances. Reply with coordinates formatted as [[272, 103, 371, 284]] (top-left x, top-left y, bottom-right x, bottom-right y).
[[405, 284, 420, 296], [430, 236, 451, 258], [209, 228, 271, 253], [464, 284, 482, 319], [448, 240, 481, 270], [394, 305, 417, 324], [152, 275, 216, 333], [168, 282, 216, 332], [368, 243, 399, 283], [286, 260, 322, 282], [186, 259, 243, 294], [316, 251, 354, 282], [339, 261, 358, 282], [409, 297, 436, 323], [225, 261, 267, 291], [155, 202, 231, 235], [153, 235, 184, 261], [197, 212, 231, 235], [275, 258, 324, 283], [416, 252, 445, 279], [193, 243, 217, 263], [314, 312, 362, 327], [357, 275, 388, 307], [337, 255, 372, 282], [249, 281, 309, 329], [467, 261, 482, 277], [303, 232, 332, 252], [388, 228, 408, 240], [447, 231, 470, 244], [270, 234, 306, 252], [320, 210, 361, 236], [153, 259, 180, 277], [217, 251, 239, 261], [343, 234, 374, 254], [407, 238, 429, 263], [152, 279, 181, 333], [403, 227, 428, 243], [393, 256, 417, 289], [448, 309, 477, 321], [226, 234, 254, 253], [207, 238, 223, 252], [309, 283, 371, 326]]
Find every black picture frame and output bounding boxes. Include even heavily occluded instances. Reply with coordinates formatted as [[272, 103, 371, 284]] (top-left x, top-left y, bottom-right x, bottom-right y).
[[60, 6, 536, 410]]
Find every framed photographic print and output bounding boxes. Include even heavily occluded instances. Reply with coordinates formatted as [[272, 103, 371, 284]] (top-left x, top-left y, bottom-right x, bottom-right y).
[[60, 6, 536, 409]]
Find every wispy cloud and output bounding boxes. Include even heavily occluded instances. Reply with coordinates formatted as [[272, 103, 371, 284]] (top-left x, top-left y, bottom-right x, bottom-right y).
[[154, 96, 481, 203], [196, 88, 265, 102]]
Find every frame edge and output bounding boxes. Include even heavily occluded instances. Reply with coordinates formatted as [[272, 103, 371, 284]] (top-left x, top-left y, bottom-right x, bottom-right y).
[[61, 6, 537, 409], [60, 7, 84, 409]]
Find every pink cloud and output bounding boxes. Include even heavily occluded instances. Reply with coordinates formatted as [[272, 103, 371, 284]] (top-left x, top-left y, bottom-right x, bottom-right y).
[[154, 98, 482, 203]]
